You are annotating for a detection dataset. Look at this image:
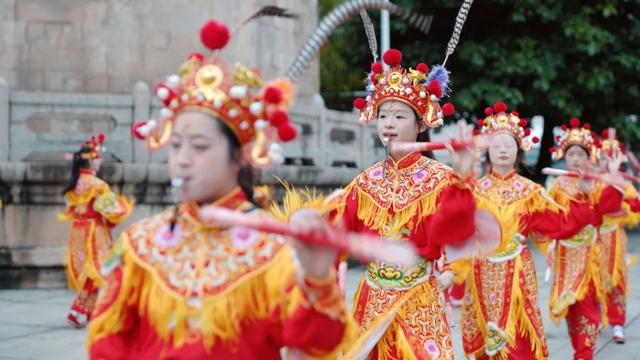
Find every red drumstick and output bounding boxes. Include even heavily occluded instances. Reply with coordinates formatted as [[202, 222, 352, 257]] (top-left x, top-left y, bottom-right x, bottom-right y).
[[199, 206, 418, 267]]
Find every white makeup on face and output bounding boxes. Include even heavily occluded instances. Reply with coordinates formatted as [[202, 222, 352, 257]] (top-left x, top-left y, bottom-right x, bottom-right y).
[[565, 145, 589, 172], [488, 132, 518, 175]]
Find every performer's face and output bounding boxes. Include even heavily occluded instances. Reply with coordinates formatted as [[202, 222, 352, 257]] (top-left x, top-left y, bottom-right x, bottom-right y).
[[376, 101, 425, 145], [565, 145, 589, 172], [488, 132, 518, 170], [168, 111, 241, 204]]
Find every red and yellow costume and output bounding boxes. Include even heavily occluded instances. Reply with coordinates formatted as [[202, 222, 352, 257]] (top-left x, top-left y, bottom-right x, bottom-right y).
[[596, 134, 640, 328], [88, 188, 351, 359], [59, 135, 133, 326], [89, 19, 352, 359], [341, 49, 475, 359], [547, 118, 624, 359], [458, 104, 598, 359]]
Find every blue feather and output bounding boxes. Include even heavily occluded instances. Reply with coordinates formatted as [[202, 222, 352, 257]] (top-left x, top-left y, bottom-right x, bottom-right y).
[[426, 65, 451, 96]]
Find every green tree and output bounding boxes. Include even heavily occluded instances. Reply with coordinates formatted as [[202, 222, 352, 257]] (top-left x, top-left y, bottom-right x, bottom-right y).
[[320, 0, 640, 180]]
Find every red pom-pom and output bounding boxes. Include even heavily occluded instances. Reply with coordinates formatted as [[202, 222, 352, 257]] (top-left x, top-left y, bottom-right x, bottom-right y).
[[278, 123, 297, 142], [370, 62, 383, 74], [484, 107, 494, 116], [549, 146, 557, 154], [428, 80, 442, 98], [556, 135, 562, 141], [416, 63, 429, 73], [561, 124, 568, 131], [188, 52, 205, 62], [512, 111, 519, 117], [524, 128, 531, 136], [591, 131, 597, 137], [369, 73, 378, 84], [519, 118, 528, 127], [493, 101, 507, 113], [473, 129, 480, 136], [97, 133, 105, 143], [269, 111, 289, 127], [200, 20, 230, 50], [442, 103, 455, 117], [532, 136, 540, 144], [154, 84, 176, 106], [583, 122, 591, 130], [382, 48, 402, 67], [353, 98, 367, 110], [569, 117, 581, 128], [132, 122, 147, 140], [594, 138, 602, 147], [601, 129, 609, 138], [476, 119, 485, 128], [263, 86, 283, 104]]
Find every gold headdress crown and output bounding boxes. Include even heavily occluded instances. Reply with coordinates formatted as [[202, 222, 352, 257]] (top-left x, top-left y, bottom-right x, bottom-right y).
[[81, 133, 105, 160], [551, 117, 597, 162], [352, 49, 455, 128], [476, 101, 538, 151]]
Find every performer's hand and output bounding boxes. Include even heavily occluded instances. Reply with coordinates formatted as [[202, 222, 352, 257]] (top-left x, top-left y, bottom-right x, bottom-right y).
[[438, 270, 455, 290], [289, 209, 337, 279], [448, 121, 477, 178], [608, 148, 624, 175]]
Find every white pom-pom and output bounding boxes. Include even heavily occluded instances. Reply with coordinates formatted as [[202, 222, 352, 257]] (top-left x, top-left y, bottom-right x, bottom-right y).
[[402, 77, 410, 84], [166, 75, 181, 89], [249, 102, 263, 116], [213, 99, 223, 109], [437, 111, 444, 119], [138, 125, 150, 137], [147, 119, 157, 129], [269, 143, 282, 153], [419, 91, 426, 98], [169, 99, 179, 109], [404, 87, 412, 94], [196, 93, 205, 102], [239, 121, 249, 130], [160, 108, 173, 118], [156, 87, 169, 100], [367, 84, 375, 92], [254, 119, 268, 130], [227, 108, 238, 118], [271, 153, 285, 165], [229, 86, 247, 99], [430, 94, 438, 101], [181, 94, 190, 102], [366, 95, 372, 101], [379, 78, 387, 85]]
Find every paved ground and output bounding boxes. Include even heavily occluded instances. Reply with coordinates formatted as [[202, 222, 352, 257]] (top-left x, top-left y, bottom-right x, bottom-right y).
[[1, 235, 639, 359]]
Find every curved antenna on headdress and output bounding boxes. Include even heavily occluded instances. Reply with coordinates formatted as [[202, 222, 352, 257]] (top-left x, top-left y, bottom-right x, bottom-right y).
[[233, 5, 298, 34], [360, 10, 378, 62], [286, 0, 434, 82], [442, 0, 474, 67]]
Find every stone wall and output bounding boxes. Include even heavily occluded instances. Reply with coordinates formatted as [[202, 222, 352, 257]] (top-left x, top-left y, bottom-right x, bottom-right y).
[[0, 0, 319, 102]]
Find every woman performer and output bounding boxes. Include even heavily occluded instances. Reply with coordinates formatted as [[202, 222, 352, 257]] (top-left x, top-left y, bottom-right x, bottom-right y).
[[59, 134, 133, 328], [87, 20, 352, 359], [460, 108, 622, 359]]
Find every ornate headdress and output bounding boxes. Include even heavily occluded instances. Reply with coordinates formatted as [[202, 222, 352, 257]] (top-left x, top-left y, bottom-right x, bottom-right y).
[[132, 19, 296, 168], [476, 101, 539, 152], [550, 117, 597, 162], [352, 49, 456, 128], [80, 133, 105, 160]]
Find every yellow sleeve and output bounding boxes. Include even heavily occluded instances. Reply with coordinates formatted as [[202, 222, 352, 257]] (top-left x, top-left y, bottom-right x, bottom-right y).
[[93, 190, 134, 225]]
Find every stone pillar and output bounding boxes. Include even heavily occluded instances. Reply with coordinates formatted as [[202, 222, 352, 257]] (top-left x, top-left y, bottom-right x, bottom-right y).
[[0, 77, 8, 160], [133, 81, 150, 163]]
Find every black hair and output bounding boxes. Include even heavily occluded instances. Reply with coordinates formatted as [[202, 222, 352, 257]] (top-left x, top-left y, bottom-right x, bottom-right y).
[[62, 146, 92, 194], [215, 120, 259, 206]]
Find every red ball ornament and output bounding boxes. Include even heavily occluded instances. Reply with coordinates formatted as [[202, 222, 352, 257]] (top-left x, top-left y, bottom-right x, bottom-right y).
[[512, 111, 519, 117], [428, 80, 442, 98], [476, 119, 485, 128], [484, 107, 494, 116], [549, 146, 557, 154], [98, 133, 105, 143], [493, 101, 507, 113], [583, 123, 591, 130], [601, 129, 609, 138], [269, 111, 289, 127], [200, 20, 230, 50], [263, 86, 283, 104], [569, 117, 581, 128], [473, 129, 480, 136], [561, 124, 568, 131], [353, 98, 367, 110], [532, 136, 540, 144], [519, 118, 528, 127], [382, 48, 402, 67], [556, 135, 562, 141], [416, 63, 429, 73], [524, 128, 531, 136], [188, 52, 205, 62], [369, 73, 378, 84], [278, 123, 297, 142], [370, 62, 383, 74], [442, 103, 455, 116]]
